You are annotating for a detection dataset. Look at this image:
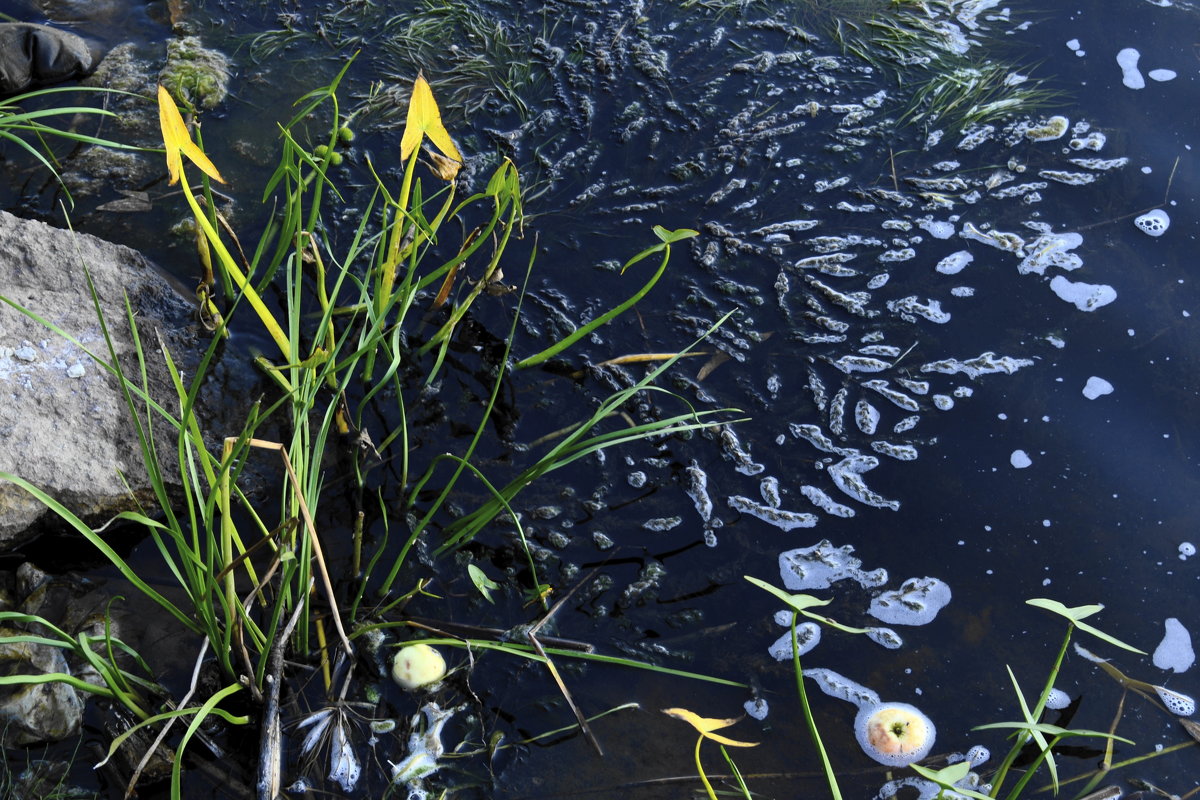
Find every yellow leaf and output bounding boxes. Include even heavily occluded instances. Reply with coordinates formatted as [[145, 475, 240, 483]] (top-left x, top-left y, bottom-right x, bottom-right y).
[[662, 707, 759, 747], [399, 73, 463, 167], [157, 84, 225, 185]]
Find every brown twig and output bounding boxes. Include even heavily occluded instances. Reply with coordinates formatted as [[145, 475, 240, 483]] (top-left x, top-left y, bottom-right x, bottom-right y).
[[527, 575, 604, 756]]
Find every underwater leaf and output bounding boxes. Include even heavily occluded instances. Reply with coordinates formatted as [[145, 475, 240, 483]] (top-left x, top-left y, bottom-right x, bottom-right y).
[[662, 707, 759, 747], [157, 84, 225, 185], [467, 564, 500, 604], [400, 73, 463, 167], [1027, 598, 1145, 654]]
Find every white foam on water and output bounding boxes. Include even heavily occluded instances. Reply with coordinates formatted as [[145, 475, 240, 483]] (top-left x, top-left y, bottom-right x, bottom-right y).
[[1049, 276, 1117, 311], [803, 667, 881, 709], [1010, 450, 1032, 468], [1083, 376, 1114, 399], [1135, 209, 1170, 236], [1154, 685, 1196, 716], [1153, 618, 1195, 673], [744, 697, 769, 720], [1066, 39, 1080, 51], [919, 218, 956, 239], [937, 250, 974, 274], [868, 577, 952, 625], [1179, 542, 1196, 560], [1045, 688, 1071, 709], [779, 539, 888, 590], [768, 622, 822, 661], [967, 745, 990, 766], [1117, 48, 1145, 89], [1149, 68, 1177, 81]]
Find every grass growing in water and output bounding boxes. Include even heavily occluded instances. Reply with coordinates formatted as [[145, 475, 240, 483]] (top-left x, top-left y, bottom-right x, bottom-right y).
[[0, 63, 739, 796]]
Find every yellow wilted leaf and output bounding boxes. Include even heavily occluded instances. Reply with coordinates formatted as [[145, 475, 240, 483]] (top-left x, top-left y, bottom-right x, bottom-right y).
[[662, 707, 759, 748], [157, 84, 225, 185], [399, 73, 463, 169]]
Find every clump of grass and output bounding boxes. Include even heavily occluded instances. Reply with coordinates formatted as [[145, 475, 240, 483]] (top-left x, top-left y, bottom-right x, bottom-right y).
[[821, 1, 1058, 133], [0, 85, 144, 205]]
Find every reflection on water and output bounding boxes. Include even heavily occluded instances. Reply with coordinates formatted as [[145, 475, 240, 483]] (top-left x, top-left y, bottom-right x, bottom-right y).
[[1, 0, 1198, 797]]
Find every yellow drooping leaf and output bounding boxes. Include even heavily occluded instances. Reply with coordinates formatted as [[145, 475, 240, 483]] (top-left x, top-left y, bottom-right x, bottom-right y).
[[399, 73, 463, 167], [662, 707, 759, 747], [157, 84, 225, 185]]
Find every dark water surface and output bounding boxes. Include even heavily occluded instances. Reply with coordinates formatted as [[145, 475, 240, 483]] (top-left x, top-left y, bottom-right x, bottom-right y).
[[3, 0, 1200, 798]]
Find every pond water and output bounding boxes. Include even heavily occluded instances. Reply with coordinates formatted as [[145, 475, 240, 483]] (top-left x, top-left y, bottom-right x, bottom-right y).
[[2, 0, 1199, 798]]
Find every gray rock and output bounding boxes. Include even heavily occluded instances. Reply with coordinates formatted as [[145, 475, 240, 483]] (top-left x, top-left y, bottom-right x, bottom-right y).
[[0, 626, 84, 745], [0, 23, 94, 93], [0, 210, 199, 548]]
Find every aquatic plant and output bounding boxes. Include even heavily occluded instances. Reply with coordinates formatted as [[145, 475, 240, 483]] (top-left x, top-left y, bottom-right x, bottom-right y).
[[0, 63, 734, 796], [662, 706, 758, 800], [0, 85, 143, 205]]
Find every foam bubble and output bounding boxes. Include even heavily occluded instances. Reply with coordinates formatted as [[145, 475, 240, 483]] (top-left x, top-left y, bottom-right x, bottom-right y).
[[966, 745, 990, 766], [768, 621, 822, 661], [1154, 685, 1196, 716], [1083, 376, 1114, 399], [1010, 450, 1032, 469], [1135, 209, 1170, 237], [936, 250, 974, 275], [779, 540, 888, 590], [1049, 276, 1117, 312], [1149, 68, 1177, 82], [1153, 618, 1195, 673], [744, 697, 769, 720], [803, 667, 881, 709], [1179, 542, 1196, 560], [1117, 48, 1145, 89], [919, 218, 956, 239], [855, 702, 936, 766], [869, 577, 953, 626], [1045, 688, 1071, 709]]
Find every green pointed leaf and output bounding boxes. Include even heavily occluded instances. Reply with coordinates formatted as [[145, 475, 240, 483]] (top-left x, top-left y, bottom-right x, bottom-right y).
[[652, 225, 699, 244], [745, 576, 831, 613], [468, 564, 500, 604], [909, 762, 992, 800], [1027, 598, 1145, 654], [1027, 598, 1103, 622]]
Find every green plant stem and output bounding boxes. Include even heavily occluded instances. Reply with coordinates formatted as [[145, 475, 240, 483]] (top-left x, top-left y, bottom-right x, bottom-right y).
[[178, 171, 292, 362], [695, 735, 718, 800], [792, 614, 842, 800], [988, 623, 1074, 797], [514, 241, 672, 370]]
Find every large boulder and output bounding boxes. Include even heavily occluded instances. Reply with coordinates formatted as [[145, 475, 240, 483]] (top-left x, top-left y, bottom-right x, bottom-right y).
[[0, 210, 200, 548]]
